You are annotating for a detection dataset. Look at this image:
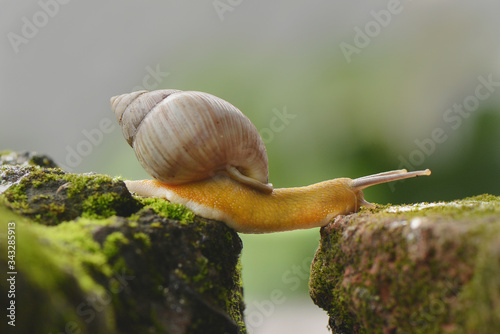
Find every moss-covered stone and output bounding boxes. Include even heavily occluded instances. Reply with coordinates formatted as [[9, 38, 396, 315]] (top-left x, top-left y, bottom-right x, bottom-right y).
[[88, 209, 246, 334], [0, 206, 113, 334], [0, 152, 246, 334], [134, 196, 196, 223], [1, 164, 141, 225], [309, 195, 500, 334]]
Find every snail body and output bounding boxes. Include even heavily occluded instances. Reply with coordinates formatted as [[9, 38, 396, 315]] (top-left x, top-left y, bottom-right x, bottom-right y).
[[111, 89, 431, 233]]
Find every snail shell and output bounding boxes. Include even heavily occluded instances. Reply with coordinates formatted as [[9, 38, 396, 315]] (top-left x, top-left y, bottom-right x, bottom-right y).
[[111, 89, 272, 193]]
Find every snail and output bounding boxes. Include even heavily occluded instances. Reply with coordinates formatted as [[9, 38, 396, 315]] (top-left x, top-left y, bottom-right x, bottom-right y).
[[111, 89, 431, 233]]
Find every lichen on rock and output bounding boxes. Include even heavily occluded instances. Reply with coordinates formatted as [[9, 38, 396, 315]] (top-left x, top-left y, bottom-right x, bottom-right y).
[[0, 152, 246, 334], [309, 195, 500, 334]]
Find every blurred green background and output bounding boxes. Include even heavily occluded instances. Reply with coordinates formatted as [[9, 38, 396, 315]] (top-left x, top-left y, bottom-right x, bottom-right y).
[[104, 49, 500, 331], [102, 46, 500, 307], [3, 1, 500, 332]]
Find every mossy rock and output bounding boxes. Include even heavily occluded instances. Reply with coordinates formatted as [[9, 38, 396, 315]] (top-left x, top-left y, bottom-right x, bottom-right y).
[[0, 157, 246, 334], [309, 195, 500, 334], [0, 150, 58, 168], [0, 164, 141, 225]]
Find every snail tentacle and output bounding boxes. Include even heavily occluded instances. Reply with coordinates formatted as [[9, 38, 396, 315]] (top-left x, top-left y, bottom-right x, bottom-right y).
[[350, 169, 431, 191]]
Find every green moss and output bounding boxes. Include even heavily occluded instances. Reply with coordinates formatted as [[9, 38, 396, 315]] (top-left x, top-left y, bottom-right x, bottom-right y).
[[60, 173, 116, 198], [225, 258, 247, 333], [378, 194, 499, 215], [36, 218, 116, 280], [82, 193, 120, 219], [103, 232, 130, 259], [101, 230, 150, 278], [1, 165, 140, 225], [0, 205, 113, 301], [0, 209, 114, 332], [133, 232, 151, 248], [311, 195, 500, 333], [110, 257, 134, 278], [172, 245, 246, 330], [310, 225, 358, 332], [454, 222, 500, 332], [224, 230, 234, 244], [357, 195, 500, 229], [193, 257, 210, 284], [136, 196, 195, 223], [128, 213, 141, 221], [2, 164, 246, 332], [1, 183, 28, 209]]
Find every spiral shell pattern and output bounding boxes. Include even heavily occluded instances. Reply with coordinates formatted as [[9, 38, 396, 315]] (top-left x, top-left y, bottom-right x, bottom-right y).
[[111, 89, 270, 188]]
